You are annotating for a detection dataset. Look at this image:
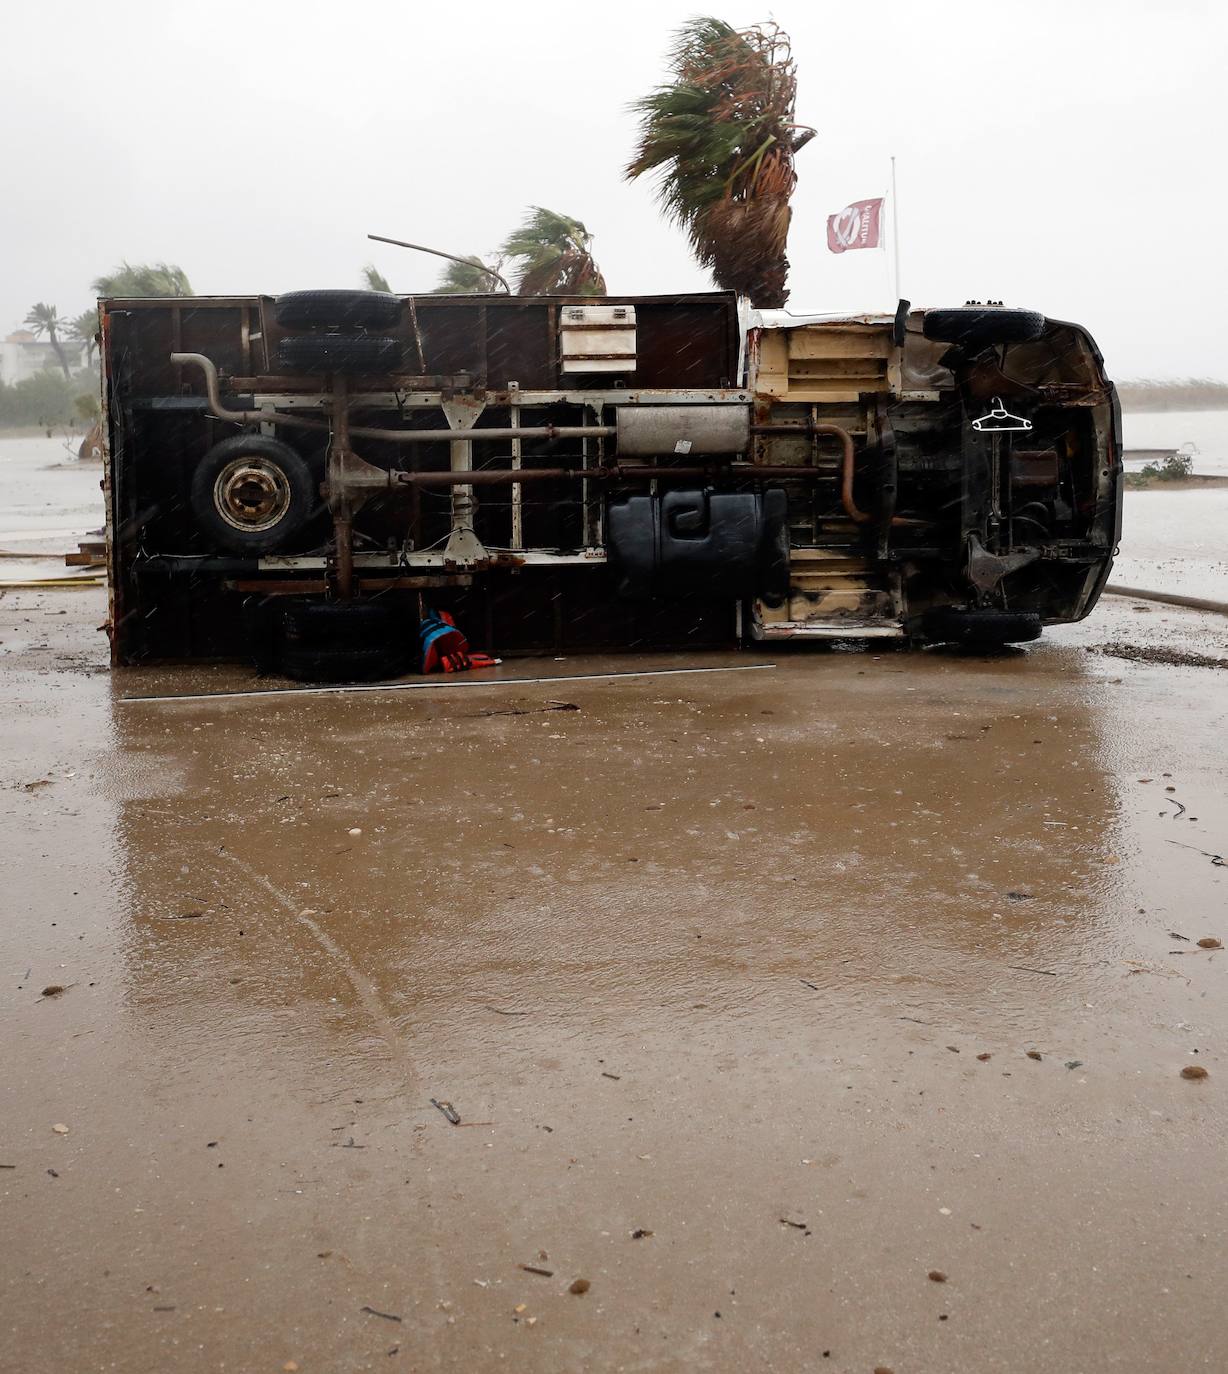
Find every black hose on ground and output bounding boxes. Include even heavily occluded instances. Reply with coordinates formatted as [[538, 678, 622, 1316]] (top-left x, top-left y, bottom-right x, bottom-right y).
[[1105, 585, 1228, 617]]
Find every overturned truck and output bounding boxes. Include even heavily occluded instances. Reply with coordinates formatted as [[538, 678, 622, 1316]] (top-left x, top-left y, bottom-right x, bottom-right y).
[[101, 289, 1121, 676]]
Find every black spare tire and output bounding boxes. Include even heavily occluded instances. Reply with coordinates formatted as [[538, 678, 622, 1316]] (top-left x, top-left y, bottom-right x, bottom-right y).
[[190, 435, 317, 556], [274, 289, 402, 331], [922, 607, 1042, 647], [923, 306, 1045, 350], [277, 335, 403, 375], [281, 598, 402, 649], [280, 644, 409, 683], [278, 599, 412, 682]]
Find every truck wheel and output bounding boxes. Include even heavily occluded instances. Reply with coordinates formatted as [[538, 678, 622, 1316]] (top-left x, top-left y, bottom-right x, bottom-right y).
[[281, 599, 402, 647], [191, 436, 316, 556], [277, 335, 403, 375], [922, 306, 1045, 350], [278, 600, 411, 681], [922, 607, 1042, 647], [280, 645, 408, 682], [274, 290, 402, 330]]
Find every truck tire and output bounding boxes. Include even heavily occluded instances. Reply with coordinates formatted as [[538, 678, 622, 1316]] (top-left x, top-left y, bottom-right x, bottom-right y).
[[191, 436, 317, 556], [922, 607, 1042, 647], [280, 645, 408, 682], [278, 599, 413, 681], [922, 306, 1045, 350], [281, 599, 402, 648], [277, 335, 403, 375], [274, 289, 402, 330]]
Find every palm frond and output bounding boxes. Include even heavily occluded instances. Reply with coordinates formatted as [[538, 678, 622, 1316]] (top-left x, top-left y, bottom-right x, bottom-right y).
[[362, 264, 392, 293], [499, 207, 606, 296], [91, 261, 193, 298], [432, 254, 504, 293]]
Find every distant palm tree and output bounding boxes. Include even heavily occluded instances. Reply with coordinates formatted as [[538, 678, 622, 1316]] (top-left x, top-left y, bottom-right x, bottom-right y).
[[625, 18, 814, 307], [362, 264, 392, 292], [68, 309, 100, 365], [91, 261, 193, 298], [432, 253, 506, 294], [24, 303, 72, 378], [499, 208, 606, 296]]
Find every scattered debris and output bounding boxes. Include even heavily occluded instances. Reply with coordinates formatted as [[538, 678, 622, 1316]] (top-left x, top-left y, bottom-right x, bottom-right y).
[[779, 1217, 809, 1232], [1065, 1061, 1084, 1070], [40, 985, 65, 997], [430, 1099, 461, 1125], [519, 1265, 553, 1277], [1181, 1065, 1209, 1081], [1170, 932, 1191, 942], [1197, 938, 1222, 950], [1026, 1050, 1043, 1061], [1009, 966, 1057, 977], [361, 1305, 403, 1323], [1089, 643, 1228, 670], [631, 1228, 654, 1240], [1165, 839, 1225, 867], [976, 1053, 992, 1062], [568, 1279, 591, 1295], [51, 1123, 69, 1134], [600, 1072, 621, 1081], [928, 1270, 948, 1283], [478, 701, 579, 718]]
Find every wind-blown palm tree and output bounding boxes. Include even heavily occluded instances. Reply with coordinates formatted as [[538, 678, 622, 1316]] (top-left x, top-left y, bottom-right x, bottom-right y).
[[432, 253, 506, 294], [91, 261, 193, 298], [24, 303, 72, 378], [625, 18, 814, 308], [361, 264, 392, 292], [68, 309, 100, 365], [499, 208, 606, 296]]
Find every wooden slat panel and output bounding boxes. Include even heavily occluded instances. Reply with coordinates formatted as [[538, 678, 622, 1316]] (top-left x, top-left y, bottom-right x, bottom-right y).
[[789, 358, 888, 379], [788, 328, 891, 360]]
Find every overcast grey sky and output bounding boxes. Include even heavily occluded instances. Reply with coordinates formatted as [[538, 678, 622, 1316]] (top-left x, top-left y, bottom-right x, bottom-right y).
[[2, 0, 1224, 377]]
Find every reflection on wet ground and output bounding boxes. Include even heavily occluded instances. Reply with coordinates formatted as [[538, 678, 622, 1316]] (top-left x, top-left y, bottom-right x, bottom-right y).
[[3, 591, 1226, 1373]]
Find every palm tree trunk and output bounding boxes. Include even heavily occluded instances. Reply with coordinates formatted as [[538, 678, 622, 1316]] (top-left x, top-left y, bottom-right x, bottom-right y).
[[48, 326, 71, 380]]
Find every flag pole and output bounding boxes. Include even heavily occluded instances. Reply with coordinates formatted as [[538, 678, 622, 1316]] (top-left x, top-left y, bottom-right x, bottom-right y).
[[890, 156, 901, 301]]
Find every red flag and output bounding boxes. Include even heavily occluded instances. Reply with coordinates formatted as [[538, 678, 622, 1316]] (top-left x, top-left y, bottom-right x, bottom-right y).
[[827, 198, 884, 253]]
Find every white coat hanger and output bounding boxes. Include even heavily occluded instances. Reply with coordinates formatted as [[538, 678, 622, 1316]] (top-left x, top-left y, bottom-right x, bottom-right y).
[[972, 396, 1032, 433]]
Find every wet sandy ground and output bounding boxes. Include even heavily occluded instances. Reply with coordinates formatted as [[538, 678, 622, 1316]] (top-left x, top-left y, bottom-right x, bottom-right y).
[[2, 589, 1227, 1373]]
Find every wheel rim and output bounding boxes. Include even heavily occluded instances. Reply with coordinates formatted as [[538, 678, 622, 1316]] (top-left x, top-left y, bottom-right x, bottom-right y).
[[213, 456, 292, 533]]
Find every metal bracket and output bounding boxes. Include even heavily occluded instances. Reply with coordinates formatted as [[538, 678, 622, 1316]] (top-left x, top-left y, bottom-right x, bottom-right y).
[[966, 532, 1039, 597], [440, 395, 490, 566]]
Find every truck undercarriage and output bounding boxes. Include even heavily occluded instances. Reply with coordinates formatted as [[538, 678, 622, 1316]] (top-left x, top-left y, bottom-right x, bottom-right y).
[[101, 290, 1121, 672]]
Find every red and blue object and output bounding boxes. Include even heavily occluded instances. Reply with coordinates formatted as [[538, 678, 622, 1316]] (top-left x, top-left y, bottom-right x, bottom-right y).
[[419, 608, 497, 674]]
